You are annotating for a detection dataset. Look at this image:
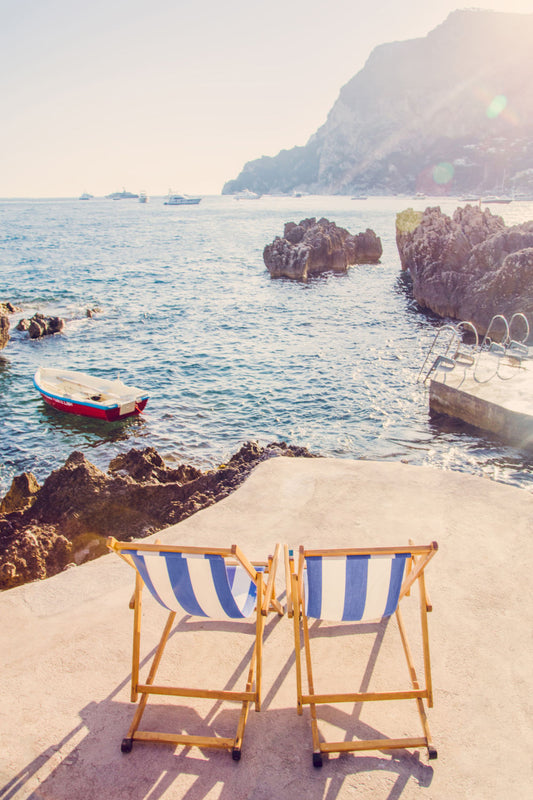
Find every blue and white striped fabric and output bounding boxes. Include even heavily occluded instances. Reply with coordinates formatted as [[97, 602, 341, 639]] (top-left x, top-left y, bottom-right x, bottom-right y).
[[304, 554, 409, 622], [130, 551, 259, 619]]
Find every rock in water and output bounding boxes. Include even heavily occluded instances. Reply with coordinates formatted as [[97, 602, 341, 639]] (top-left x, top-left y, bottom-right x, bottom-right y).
[[0, 314, 8, 350], [396, 205, 533, 332], [263, 217, 382, 281], [16, 312, 65, 338]]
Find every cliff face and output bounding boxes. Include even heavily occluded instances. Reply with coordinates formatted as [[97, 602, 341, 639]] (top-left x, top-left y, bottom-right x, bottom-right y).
[[223, 10, 533, 197]]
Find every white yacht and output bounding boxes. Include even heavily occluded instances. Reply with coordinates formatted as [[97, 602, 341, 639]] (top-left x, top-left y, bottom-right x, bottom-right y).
[[164, 192, 201, 205]]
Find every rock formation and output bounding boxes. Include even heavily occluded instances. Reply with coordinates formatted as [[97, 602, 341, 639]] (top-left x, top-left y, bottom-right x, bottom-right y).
[[223, 10, 533, 197], [263, 217, 382, 280], [0, 314, 8, 350], [0, 302, 20, 350], [16, 312, 65, 338], [0, 441, 317, 590], [396, 204, 533, 332]]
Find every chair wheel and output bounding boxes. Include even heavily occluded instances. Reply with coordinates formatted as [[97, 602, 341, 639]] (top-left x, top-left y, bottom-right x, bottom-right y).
[[231, 747, 241, 762], [312, 752, 323, 768], [121, 738, 133, 753], [428, 746, 438, 760]]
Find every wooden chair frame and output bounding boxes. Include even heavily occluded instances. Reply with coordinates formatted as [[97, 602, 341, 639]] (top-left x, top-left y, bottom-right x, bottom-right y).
[[287, 542, 438, 767], [108, 538, 283, 760]]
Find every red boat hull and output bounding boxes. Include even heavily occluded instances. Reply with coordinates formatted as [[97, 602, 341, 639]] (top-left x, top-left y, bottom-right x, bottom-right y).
[[39, 392, 148, 421]]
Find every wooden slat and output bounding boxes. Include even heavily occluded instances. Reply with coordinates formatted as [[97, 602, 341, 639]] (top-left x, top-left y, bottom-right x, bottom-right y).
[[134, 731, 234, 749], [320, 737, 428, 754], [110, 540, 234, 557], [301, 689, 427, 705], [137, 684, 256, 703], [303, 543, 437, 558]]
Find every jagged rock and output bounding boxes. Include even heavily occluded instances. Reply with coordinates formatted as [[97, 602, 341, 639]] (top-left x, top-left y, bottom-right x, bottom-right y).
[[0, 314, 8, 350], [396, 205, 533, 332], [263, 217, 382, 281], [1, 301, 21, 315], [0, 442, 318, 590], [16, 313, 65, 338], [0, 473, 40, 514], [108, 447, 201, 484], [0, 525, 72, 589]]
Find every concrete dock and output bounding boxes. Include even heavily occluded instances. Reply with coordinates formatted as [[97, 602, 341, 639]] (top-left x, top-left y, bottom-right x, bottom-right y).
[[429, 355, 533, 449], [1, 457, 532, 799]]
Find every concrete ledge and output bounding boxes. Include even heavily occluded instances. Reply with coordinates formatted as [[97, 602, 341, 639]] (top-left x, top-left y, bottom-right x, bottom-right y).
[[429, 358, 533, 449], [1, 458, 532, 799]]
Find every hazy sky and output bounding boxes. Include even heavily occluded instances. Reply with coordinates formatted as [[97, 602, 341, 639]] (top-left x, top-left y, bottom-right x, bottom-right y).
[[1, 0, 532, 197]]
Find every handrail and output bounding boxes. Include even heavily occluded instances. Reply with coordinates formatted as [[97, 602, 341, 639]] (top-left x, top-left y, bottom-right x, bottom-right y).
[[507, 312, 530, 346], [479, 314, 510, 353], [417, 320, 478, 385], [417, 324, 461, 384]]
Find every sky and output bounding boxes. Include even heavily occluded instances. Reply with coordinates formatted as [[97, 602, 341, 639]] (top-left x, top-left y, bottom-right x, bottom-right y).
[[1, 0, 532, 198]]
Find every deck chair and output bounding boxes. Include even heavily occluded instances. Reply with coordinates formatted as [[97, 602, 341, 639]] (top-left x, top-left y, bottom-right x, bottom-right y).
[[287, 541, 438, 767], [108, 537, 282, 760]]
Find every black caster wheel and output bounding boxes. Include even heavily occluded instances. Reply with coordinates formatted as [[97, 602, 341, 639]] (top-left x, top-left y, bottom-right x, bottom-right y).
[[121, 738, 133, 753], [428, 746, 438, 760], [231, 747, 241, 762], [312, 752, 323, 768]]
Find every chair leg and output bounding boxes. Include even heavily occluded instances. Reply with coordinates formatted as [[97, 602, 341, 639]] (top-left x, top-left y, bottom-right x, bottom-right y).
[[291, 574, 304, 716], [255, 572, 264, 711], [131, 573, 143, 702], [395, 605, 437, 759], [123, 609, 177, 751], [301, 608, 323, 765]]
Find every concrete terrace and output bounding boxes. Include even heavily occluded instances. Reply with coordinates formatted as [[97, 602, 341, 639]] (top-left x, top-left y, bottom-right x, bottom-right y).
[[1, 457, 532, 800]]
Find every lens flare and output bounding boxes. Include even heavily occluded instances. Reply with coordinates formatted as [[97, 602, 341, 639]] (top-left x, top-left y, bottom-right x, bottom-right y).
[[486, 95, 507, 119], [432, 162, 454, 185]]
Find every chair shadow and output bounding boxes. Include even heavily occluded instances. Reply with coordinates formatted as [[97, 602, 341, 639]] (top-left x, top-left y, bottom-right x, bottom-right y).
[[1, 608, 434, 800]]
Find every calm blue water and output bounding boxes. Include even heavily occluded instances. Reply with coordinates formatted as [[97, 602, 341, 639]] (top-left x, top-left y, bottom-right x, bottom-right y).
[[1, 194, 533, 495]]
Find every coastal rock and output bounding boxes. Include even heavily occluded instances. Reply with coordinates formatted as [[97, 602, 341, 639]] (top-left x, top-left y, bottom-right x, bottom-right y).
[[0, 314, 8, 350], [16, 313, 65, 338], [1, 301, 21, 315], [0, 472, 40, 514], [0, 442, 318, 590], [395, 205, 533, 332], [263, 217, 382, 280]]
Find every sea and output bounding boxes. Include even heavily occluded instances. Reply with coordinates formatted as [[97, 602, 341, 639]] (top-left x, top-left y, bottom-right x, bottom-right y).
[[1, 193, 533, 497]]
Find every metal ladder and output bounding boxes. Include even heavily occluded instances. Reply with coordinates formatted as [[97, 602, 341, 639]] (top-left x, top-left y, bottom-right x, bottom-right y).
[[417, 321, 478, 386]]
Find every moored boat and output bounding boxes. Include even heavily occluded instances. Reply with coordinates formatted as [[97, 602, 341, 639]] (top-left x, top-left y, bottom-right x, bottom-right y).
[[164, 192, 201, 205], [34, 367, 149, 421], [106, 188, 139, 200]]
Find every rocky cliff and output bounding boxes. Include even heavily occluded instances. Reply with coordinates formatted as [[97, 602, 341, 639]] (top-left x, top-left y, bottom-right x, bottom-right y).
[[223, 10, 533, 197]]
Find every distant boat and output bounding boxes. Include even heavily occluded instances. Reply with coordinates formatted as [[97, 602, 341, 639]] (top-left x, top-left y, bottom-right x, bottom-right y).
[[34, 367, 149, 421], [412, 192, 426, 199], [79, 192, 93, 200], [107, 188, 139, 200], [139, 191, 148, 203], [233, 189, 262, 200], [351, 195, 368, 200], [164, 192, 201, 205]]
